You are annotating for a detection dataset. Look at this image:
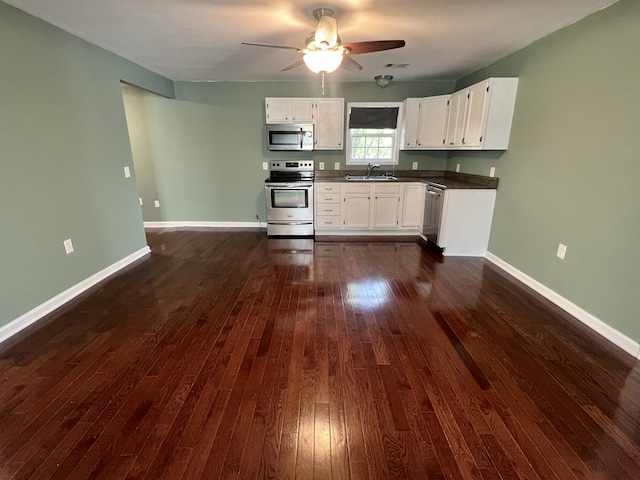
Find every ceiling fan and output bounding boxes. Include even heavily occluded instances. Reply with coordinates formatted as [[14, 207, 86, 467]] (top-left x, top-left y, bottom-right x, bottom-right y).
[[242, 8, 405, 78]]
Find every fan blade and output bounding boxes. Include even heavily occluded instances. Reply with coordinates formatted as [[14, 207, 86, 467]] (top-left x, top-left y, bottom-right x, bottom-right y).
[[340, 56, 362, 72], [281, 59, 304, 71], [343, 40, 406, 55], [242, 42, 302, 52]]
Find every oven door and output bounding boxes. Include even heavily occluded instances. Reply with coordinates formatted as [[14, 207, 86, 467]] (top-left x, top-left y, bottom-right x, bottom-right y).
[[265, 183, 314, 221]]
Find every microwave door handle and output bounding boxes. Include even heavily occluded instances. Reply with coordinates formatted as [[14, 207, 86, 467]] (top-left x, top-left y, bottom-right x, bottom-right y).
[[299, 128, 304, 149]]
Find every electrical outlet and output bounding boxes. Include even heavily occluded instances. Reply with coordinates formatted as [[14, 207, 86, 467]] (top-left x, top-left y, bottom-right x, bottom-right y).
[[262, 162, 268, 170], [63, 238, 74, 255], [556, 243, 567, 259], [334, 162, 340, 170], [124, 166, 131, 178], [489, 166, 496, 177], [319, 162, 325, 170], [456, 163, 460, 172], [154, 200, 160, 208], [412, 162, 418, 170]]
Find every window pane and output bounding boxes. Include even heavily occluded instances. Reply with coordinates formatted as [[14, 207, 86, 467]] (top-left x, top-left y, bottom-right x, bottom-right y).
[[347, 125, 398, 165], [379, 148, 392, 159]]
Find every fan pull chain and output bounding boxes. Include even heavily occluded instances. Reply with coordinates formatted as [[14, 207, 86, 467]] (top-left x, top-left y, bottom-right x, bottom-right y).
[[321, 71, 326, 96]]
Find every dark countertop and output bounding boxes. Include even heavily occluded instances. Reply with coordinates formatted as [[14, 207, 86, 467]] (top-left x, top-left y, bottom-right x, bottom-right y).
[[314, 170, 499, 189]]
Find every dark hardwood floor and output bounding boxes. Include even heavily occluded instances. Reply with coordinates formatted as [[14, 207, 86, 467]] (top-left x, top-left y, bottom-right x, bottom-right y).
[[1, 228, 639, 479]]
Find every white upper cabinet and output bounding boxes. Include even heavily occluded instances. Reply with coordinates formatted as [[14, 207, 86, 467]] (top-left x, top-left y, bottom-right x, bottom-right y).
[[265, 97, 344, 150], [401, 98, 421, 149], [444, 77, 519, 150], [401, 95, 450, 150], [444, 90, 467, 149], [265, 97, 314, 123], [314, 98, 344, 150]]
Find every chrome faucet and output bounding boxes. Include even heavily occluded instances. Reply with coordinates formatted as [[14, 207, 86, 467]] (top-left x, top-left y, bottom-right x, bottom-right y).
[[366, 163, 381, 178]]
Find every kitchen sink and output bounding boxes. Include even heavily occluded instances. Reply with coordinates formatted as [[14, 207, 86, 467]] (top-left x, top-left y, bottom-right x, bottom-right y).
[[344, 175, 398, 181]]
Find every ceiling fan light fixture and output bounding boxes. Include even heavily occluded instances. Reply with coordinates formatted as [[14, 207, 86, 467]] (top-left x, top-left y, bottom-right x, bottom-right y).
[[303, 50, 344, 74], [315, 15, 338, 47], [375, 75, 393, 88]]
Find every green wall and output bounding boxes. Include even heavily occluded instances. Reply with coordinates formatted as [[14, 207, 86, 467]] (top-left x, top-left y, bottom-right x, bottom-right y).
[[123, 80, 455, 223], [447, 0, 640, 341], [0, 2, 173, 327]]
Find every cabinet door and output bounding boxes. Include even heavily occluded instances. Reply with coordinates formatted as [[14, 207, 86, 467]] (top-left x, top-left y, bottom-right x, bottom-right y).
[[401, 184, 425, 227], [462, 80, 490, 147], [371, 194, 400, 228], [401, 98, 421, 149], [343, 194, 370, 228], [290, 99, 314, 122], [314, 98, 344, 150], [265, 98, 290, 123], [445, 90, 466, 147], [417, 95, 450, 148]]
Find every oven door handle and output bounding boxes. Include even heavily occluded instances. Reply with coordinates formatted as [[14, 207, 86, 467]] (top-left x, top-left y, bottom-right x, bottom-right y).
[[266, 183, 314, 188], [268, 221, 314, 225]]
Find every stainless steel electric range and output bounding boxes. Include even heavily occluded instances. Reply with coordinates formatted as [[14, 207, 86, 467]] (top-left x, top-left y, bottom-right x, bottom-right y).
[[264, 160, 314, 237]]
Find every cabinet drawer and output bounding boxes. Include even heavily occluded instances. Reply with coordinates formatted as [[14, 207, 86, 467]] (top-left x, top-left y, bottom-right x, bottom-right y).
[[373, 184, 401, 194], [315, 216, 341, 228], [343, 184, 371, 194], [316, 183, 340, 194], [316, 205, 341, 216], [316, 194, 341, 203]]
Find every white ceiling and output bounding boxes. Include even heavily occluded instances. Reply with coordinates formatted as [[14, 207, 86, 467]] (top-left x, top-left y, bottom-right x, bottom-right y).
[[5, 0, 619, 83]]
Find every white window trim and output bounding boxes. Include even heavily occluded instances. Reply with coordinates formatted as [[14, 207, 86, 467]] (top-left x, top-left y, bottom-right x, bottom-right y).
[[346, 102, 403, 166]]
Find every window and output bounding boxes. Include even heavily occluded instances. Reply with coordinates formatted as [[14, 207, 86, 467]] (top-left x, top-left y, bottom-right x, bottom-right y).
[[346, 102, 402, 165]]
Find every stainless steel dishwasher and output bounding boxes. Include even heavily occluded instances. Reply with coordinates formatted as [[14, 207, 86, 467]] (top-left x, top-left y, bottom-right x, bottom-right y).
[[422, 182, 446, 246]]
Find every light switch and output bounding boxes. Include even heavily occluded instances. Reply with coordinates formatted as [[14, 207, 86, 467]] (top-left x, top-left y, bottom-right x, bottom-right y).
[[334, 162, 340, 170], [124, 166, 131, 178]]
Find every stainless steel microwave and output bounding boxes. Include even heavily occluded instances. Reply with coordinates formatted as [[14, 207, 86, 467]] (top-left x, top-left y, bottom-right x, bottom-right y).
[[266, 123, 314, 151]]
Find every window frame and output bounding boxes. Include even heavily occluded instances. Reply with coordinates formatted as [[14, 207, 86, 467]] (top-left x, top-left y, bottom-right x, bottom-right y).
[[346, 102, 403, 166]]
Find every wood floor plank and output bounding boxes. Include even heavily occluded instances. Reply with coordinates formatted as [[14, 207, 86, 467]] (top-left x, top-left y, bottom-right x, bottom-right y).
[[0, 230, 638, 479]]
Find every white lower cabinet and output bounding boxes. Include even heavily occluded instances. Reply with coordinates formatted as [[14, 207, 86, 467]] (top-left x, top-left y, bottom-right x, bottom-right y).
[[314, 181, 496, 256], [437, 189, 496, 256], [344, 194, 371, 228], [315, 183, 342, 229], [371, 185, 401, 228], [400, 184, 425, 228], [315, 182, 418, 234], [342, 183, 371, 229]]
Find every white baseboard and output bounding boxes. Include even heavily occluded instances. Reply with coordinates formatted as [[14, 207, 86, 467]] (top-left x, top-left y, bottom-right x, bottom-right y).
[[144, 221, 266, 228], [485, 252, 640, 359], [0, 246, 151, 345]]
